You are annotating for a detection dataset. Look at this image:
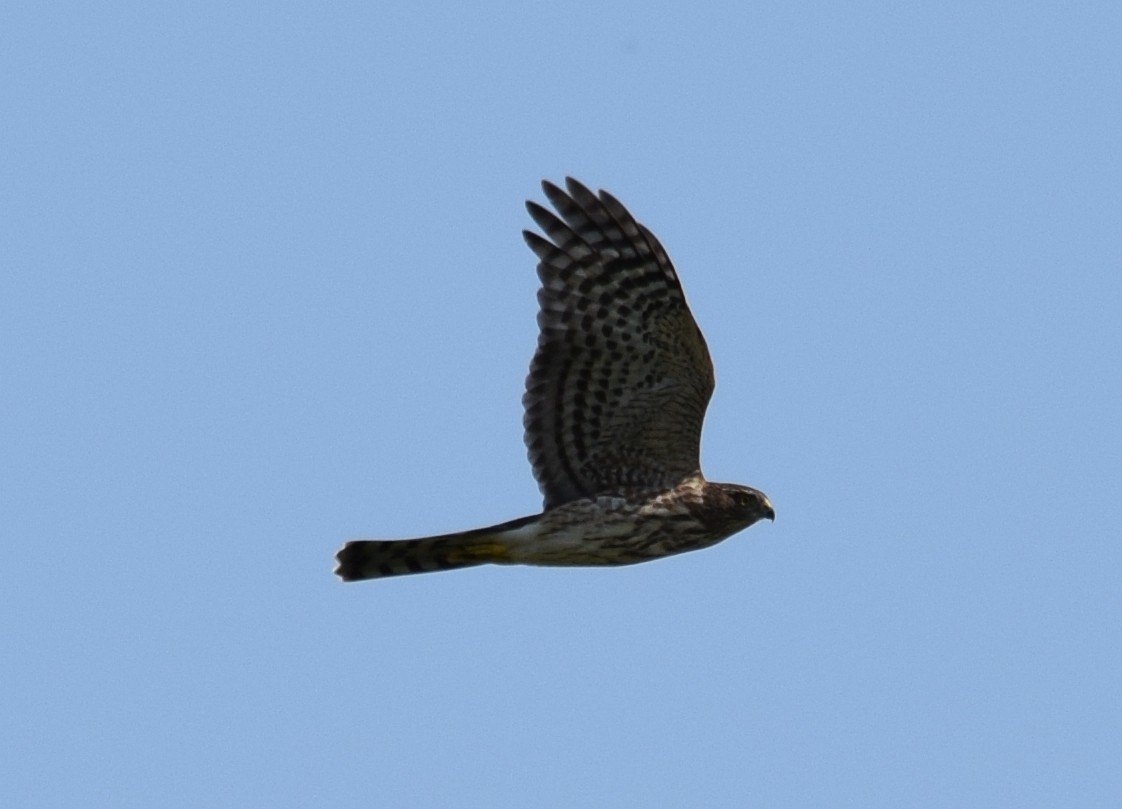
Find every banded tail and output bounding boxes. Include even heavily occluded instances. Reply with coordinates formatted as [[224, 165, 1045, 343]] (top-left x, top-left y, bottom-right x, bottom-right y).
[[334, 515, 538, 581]]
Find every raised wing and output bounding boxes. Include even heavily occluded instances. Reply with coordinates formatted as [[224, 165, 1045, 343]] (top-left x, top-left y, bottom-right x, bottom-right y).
[[522, 178, 715, 509]]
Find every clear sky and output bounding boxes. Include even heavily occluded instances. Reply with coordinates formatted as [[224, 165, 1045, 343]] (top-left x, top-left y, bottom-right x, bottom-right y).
[[3, 2, 1120, 807]]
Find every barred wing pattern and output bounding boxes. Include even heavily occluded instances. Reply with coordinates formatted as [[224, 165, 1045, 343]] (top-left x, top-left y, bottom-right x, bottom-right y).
[[522, 178, 715, 510]]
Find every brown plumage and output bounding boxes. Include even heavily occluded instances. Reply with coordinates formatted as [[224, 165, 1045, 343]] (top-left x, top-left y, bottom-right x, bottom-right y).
[[335, 179, 773, 582]]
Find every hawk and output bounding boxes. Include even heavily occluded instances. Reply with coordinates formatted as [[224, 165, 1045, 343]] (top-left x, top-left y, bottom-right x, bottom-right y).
[[335, 178, 773, 581]]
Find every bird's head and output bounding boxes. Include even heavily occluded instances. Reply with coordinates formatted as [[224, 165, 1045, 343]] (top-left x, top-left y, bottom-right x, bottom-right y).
[[703, 482, 775, 536]]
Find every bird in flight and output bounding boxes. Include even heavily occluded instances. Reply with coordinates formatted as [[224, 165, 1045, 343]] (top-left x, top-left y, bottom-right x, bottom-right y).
[[335, 178, 773, 581]]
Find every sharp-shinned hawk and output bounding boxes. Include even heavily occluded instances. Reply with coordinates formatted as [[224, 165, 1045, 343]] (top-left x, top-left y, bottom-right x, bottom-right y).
[[335, 178, 773, 581]]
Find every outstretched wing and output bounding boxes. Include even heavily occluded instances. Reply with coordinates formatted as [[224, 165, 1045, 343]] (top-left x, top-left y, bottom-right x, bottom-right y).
[[522, 178, 715, 510]]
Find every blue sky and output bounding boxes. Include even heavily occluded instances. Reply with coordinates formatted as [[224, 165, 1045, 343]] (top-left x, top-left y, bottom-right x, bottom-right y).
[[3, 2, 1120, 807]]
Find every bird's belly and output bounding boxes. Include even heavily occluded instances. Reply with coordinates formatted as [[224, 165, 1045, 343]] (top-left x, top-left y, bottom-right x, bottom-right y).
[[504, 495, 707, 567]]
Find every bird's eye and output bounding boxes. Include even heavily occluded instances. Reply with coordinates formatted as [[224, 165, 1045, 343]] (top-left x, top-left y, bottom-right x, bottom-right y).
[[737, 492, 752, 507]]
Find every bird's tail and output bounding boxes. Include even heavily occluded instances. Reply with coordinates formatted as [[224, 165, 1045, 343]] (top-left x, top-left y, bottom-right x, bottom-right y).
[[334, 515, 537, 582]]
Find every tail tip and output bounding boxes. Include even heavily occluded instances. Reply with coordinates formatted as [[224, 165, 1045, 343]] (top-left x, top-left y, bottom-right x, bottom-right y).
[[334, 541, 361, 582]]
